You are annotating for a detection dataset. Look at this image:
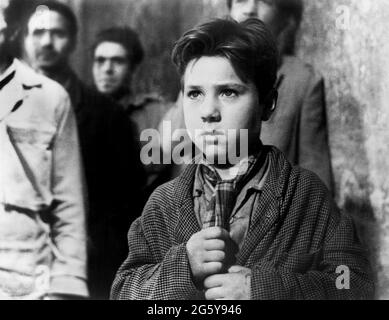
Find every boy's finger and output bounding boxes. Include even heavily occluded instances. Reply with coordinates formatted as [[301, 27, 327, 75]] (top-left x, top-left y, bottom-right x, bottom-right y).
[[204, 287, 224, 300], [228, 265, 245, 273], [203, 262, 223, 275], [204, 274, 225, 289], [203, 227, 229, 240], [204, 239, 225, 250], [204, 250, 225, 262]]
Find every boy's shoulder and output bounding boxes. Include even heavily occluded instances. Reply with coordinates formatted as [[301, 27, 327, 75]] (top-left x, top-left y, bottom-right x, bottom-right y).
[[265, 146, 332, 201], [147, 179, 176, 206], [143, 164, 197, 214]]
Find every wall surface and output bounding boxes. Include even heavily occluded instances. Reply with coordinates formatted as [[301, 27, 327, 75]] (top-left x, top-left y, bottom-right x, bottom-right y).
[[297, 0, 389, 299], [67, 0, 389, 298]]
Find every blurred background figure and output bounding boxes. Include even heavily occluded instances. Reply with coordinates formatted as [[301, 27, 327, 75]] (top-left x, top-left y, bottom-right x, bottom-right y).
[[20, 0, 146, 299], [0, 0, 87, 299], [92, 26, 143, 106], [92, 26, 172, 196], [228, 0, 333, 191]]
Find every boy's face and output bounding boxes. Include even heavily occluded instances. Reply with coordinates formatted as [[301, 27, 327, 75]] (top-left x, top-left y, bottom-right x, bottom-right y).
[[93, 41, 131, 95], [24, 8, 74, 70], [183, 56, 263, 164], [229, 0, 284, 36]]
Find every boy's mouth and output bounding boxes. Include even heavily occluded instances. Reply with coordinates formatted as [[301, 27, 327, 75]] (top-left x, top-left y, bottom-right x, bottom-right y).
[[200, 129, 225, 136]]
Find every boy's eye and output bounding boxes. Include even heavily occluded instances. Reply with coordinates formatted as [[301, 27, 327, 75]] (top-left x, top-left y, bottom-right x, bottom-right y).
[[187, 90, 202, 99], [221, 89, 238, 98]]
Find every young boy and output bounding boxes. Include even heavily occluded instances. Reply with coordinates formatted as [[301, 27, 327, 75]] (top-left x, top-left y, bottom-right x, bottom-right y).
[[111, 18, 373, 300]]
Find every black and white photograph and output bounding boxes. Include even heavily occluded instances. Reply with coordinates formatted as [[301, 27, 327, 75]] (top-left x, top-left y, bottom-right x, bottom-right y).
[[0, 0, 388, 304]]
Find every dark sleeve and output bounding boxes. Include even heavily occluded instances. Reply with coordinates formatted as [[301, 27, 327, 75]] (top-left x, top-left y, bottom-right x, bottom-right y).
[[299, 73, 334, 194], [110, 193, 200, 300], [250, 208, 374, 300], [105, 102, 147, 272], [107, 103, 146, 217]]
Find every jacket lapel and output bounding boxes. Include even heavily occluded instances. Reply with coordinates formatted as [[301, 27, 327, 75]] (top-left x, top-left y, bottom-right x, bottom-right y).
[[236, 148, 289, 265], [0, 63, 24, 121], [172, 148, 291, 265], [236, 186, 280, 265]]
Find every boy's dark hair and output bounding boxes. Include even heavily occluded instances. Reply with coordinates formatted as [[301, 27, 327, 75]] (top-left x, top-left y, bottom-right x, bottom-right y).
[[226, 0, 304, 26], [92, 26, 144, 70], [172, 18, 278, 101]]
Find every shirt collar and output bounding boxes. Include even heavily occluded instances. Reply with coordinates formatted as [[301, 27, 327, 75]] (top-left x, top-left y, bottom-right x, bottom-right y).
[[193, 149, 269, 198], [0, 59, 43, 121], [195, 152, 259, 180], [13, 59, 43, 88]]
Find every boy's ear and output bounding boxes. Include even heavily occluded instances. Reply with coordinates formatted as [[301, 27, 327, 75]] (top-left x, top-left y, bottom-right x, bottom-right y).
[[261, 88, 278, 121]]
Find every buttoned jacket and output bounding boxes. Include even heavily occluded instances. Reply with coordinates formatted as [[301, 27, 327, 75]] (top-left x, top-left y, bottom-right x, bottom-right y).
[[0, 59, 87, 298]]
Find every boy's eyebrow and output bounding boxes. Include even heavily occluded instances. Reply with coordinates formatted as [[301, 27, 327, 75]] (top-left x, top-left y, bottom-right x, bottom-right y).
[[184, 83, 249, 90], [215, 83, 248, 90], [184, 84, 203, 90]]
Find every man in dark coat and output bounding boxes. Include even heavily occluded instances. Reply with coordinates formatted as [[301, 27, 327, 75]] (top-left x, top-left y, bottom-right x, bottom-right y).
[[21, 0, 146, 299], [91, 26, 172, 196]]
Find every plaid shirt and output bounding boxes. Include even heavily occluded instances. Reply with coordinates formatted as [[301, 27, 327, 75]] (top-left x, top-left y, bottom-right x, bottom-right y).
[[111, 147, 374, 300], [195, 153, 264, 229], [194, 155, 269, 252]]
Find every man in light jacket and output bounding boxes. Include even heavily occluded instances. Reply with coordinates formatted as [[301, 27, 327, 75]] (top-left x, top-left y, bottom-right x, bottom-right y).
[[0, 0, 87, 299]]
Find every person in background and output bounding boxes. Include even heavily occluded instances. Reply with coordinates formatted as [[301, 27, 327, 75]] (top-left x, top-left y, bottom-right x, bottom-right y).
[[0, 0, 87, 299], [228, 0, 333, 191], [161, 0, 333, 193], [92, 26, 172, 195], [111, 18, 373, 300], [21, 0, 146, 299], [92, 26, 144, 108]]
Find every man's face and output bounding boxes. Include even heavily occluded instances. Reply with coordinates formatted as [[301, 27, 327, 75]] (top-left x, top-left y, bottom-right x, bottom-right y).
[[230, 0, 284, 36], [183, 56, 263, 164], [24, 8, 74, 70], [93, 41, 130, 95]]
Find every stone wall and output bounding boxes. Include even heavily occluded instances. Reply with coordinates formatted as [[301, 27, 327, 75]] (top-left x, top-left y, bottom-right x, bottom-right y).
[[297, 0, 389, 299]]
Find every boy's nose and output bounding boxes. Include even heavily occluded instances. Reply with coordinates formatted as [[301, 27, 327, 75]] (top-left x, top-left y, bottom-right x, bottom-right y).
[[200, 96, 221, 123]]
